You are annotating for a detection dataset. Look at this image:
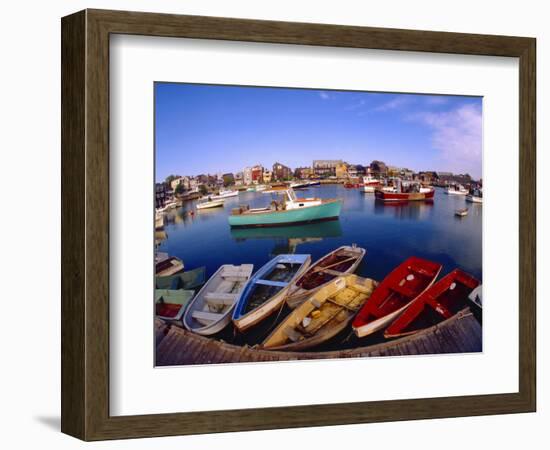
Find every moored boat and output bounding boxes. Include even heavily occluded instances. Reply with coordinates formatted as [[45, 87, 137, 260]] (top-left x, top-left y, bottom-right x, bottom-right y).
[[196, 197, 225, 209], [362, 175, 381, 193], [290, 181, 311, 189], [375, 180, 435, 202], [228, 188, 342, 228], [352, 257, 442, 337], [468, 284, 483, 309], [155, 253, 185, 277], [384, 269, 480, 338], [262, 275, 377, 351], [155, 266, 206, 290], [285, 245, 366, 309], [445, 184, 468, 195], [164, 198, 181, 209], [232, 254, 311, 331], [183, 264, 254, 335], [155, 211, 165, 230], [466, 188, 483, 203], [455, 208, 469, 217], [155, 289, 195, 324], [210, 189, 239, 200]]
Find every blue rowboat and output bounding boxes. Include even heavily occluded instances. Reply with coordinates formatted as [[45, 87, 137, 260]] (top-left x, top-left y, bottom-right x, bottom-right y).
[[232, 254, 311, 331]]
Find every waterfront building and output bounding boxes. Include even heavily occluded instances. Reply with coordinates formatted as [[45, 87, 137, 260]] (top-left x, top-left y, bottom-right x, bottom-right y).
[[155, 183, 168, 208], [222, 173, 235, 186], [313, 159, 343, 177], [369, 160, 388, 177], [294, 167, 314, 179], [436, 172, 473, 186], [263, 169, 273, 184], [170, 176, 190, 191], [417, 171, 438, 184], [243, 164, 264, 185], [272, 162, 292, 181], [234, 172, 243, 186]]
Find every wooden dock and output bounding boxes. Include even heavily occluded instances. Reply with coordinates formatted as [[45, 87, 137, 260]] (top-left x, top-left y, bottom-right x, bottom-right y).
[[155, 309, 481, 366]]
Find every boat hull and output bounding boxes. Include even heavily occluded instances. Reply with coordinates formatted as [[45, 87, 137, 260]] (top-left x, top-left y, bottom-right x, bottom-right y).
[[352, 256, 442, 338], [263, 275, 376, 351], [228, 200, 342, 228], [183, 264, 254, 336], [384, 269, 480, 338], [285, 245, 366, 309], [375, 189, 435, 202], [466, 195, 482, 203], [232, 255, 311, 331], [196, 200, 224, 209]]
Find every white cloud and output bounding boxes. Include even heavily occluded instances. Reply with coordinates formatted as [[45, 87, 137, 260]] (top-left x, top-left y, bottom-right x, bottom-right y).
[[424, 96, 449, 106], [409, 104, 482, 178], [373, 96, 413, 112], [318, 91, 331, 100], [344, 99, 367, 111]]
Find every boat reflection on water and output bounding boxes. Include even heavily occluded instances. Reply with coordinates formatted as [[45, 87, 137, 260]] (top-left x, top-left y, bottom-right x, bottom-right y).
[[155, 230, 168, 247], [373, 199, 434, 220], [230, 220, 343, 254]]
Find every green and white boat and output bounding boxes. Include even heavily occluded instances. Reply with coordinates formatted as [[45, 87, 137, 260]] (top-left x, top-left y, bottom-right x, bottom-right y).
[[228, 188, 342, 228]]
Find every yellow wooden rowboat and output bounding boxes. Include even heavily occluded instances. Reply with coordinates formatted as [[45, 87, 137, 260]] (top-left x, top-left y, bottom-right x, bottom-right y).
[[262, 274, 377, 351]]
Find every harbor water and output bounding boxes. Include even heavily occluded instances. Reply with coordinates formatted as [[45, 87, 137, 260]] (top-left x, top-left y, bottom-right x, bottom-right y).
[[156, 184, 482, 349]]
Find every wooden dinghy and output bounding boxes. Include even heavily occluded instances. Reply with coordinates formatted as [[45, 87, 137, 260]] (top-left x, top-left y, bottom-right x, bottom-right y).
[[155, 289, 195, 324], [155, 266, 206, 290], [455, 208, 468, 217], [155, 253, 184, 277], [384, 269, 480, 338], [183, 264, 254, 335], [285, 245, 366, 309], [263, 275, 377, 351], [352, 257, 442, 338], [232, 254, 311, 332]]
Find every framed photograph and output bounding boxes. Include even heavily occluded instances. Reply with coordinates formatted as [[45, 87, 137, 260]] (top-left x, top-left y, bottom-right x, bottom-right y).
[[61, 9, 536, 441]]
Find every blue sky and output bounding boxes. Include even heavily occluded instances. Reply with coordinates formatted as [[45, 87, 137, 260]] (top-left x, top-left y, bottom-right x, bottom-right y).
[[155, 83, 482, 181]]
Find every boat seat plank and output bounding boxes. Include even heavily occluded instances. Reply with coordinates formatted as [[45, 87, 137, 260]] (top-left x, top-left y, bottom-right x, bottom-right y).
[[255, 279, 288, 288], [317, 268, 346, 276], [221, 276, 249, 282], [283, 327, 303, 342], [204, 292, 238, 306], [407, 266, 434, 277], [390, 284, 416, 298], [191, 310, 224, 325]]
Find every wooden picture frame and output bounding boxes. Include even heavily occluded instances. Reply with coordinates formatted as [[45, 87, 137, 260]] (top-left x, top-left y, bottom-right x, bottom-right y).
[[61, 9, 536, 441]]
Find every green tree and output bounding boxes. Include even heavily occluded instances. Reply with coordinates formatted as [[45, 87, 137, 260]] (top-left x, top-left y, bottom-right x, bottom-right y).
[[198, 184, 208, 196], [175, 183, 185, 195], [165, 174, 178, 185]]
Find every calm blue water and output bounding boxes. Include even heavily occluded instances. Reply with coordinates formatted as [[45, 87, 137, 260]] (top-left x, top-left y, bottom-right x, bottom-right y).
[[158, 185, 482, 284]]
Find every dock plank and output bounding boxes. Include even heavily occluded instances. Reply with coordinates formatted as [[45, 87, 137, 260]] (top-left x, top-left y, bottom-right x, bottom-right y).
[[155, 309, 482, 365]]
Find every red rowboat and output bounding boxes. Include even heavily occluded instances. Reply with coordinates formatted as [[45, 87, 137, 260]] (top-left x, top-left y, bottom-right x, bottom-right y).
[[352, 257, 442, 337], [384, 269, 480, 338]]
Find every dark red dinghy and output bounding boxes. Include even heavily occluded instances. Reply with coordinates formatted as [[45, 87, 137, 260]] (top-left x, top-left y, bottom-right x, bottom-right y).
[[352, 257, 442, 338], [384, 269, 480, 338]]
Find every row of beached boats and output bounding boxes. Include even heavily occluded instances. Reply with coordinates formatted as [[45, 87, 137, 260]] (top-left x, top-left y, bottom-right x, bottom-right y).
[[155, 246, 481, 351]]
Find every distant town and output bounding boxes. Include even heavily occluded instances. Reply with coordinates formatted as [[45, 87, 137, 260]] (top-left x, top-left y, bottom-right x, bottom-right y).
[[156, 159, 480, 207]]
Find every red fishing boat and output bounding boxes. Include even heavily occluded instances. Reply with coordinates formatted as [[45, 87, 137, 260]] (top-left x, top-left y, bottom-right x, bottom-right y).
[[344, 182, 361, 189], [384, 269, 480, 338], [352, 257, 442, 338], [375, 180, 435, 202]]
